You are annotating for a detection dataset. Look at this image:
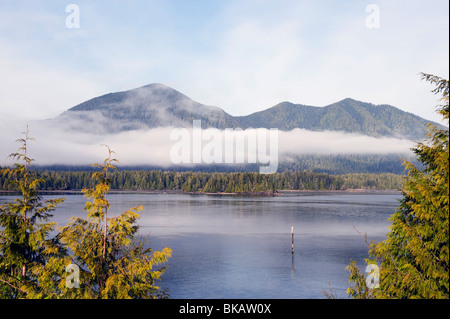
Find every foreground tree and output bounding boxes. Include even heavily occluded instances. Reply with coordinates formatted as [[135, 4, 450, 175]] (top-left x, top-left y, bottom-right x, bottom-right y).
[[1, 136, 172, 298], [58, 146, 172, 298], [0, 127, 65, 298], [346, 73, 449, 298]]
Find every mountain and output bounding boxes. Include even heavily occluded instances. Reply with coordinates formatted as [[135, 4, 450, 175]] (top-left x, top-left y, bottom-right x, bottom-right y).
[[36, 83, 449, 174], [52, 83, 242, 134], [49, 83, 445, 140], [237, 98, 444, 140]]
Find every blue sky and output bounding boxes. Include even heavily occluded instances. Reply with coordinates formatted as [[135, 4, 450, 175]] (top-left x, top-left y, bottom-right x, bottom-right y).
[[0, 0, 449, 123]]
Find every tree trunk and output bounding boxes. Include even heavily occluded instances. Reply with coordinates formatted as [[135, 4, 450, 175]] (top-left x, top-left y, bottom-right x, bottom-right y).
[[102, 205, 107, 260]]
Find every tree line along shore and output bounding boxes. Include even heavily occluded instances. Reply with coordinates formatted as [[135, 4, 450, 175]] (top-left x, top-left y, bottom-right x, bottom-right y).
[[0, 169, 405, 193]]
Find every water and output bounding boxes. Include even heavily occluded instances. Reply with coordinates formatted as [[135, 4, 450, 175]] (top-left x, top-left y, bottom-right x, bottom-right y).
[[0, 191, 401, 299]]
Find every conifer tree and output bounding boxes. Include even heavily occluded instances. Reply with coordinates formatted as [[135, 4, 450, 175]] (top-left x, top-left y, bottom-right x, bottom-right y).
[[0, 127, 65, 298], [58, 146, 172, 298], [346, 73, 449, 299]]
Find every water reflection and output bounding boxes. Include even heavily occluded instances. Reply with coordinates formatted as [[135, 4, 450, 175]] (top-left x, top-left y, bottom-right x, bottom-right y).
[[0, 191, 401, 298], [291, 252, 295, 278]]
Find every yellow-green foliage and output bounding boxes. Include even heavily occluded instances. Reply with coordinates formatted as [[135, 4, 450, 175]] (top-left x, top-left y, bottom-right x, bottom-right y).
[[0, 127, 65, 298], [0, 139, 172, 299], [346, 73, 449, 299], [58, 146, 172, 299]]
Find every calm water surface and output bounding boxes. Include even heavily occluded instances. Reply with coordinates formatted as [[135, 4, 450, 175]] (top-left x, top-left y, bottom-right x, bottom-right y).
[[0, 191, 401, 299]]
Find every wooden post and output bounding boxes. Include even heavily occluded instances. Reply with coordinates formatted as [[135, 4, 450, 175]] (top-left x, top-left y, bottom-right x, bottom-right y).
[[291, 226, 294, 254]]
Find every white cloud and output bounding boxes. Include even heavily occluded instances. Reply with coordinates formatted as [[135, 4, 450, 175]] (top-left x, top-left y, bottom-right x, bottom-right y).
[[0, 46, 106, 121], [175, 0, 449, 124], [277, 129, 414, 155], [0, 0, 447, 127], [0, 118, 414, 169]]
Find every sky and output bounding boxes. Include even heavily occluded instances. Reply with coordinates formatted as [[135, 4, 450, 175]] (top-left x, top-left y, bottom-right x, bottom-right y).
[[0, 1, 448, 167], [0, 0, 448, 124]]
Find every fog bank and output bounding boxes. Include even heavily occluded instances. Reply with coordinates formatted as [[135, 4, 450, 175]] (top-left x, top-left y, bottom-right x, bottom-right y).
[[0, 120, 414, 168]]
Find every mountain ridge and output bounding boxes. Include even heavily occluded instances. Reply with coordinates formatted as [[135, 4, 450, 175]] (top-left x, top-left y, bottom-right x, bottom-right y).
[[238, 97, 442, 140], [56, 83, 243, 133], [51, 83, 446, 140]]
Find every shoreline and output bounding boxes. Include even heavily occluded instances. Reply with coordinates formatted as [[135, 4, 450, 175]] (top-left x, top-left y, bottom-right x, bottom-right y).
[[0, 188, 401, 196], [277, 189, 401, 194]]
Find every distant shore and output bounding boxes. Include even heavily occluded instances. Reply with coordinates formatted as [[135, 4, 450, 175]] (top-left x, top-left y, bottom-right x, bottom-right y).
[[0, 188, 401, 196], [277, 189, 401, 194]]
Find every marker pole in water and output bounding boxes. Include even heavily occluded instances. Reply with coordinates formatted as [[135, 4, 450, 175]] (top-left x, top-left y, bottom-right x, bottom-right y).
[[291, 226, 294, 254]]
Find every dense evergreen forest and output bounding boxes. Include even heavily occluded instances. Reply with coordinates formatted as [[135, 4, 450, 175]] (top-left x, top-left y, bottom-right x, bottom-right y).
[[0, 169, 404, 193]]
